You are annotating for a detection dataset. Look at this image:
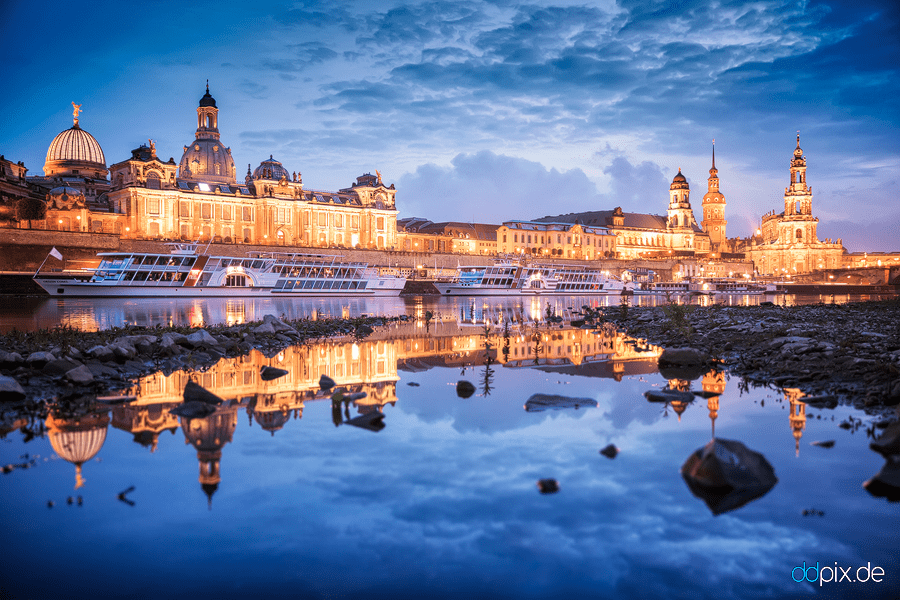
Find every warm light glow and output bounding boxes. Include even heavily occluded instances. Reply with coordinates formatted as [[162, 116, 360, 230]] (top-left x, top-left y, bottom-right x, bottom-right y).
[[197, 183, 211, 192]]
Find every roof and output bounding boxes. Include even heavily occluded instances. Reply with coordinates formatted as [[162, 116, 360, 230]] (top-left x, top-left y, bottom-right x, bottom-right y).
[[534, 210, 704, 234], [46, 125, 106, 166]]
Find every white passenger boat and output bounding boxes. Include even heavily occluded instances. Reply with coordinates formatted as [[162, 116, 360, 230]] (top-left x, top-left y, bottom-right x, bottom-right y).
[[633, 281, 692, 295], [688, 278, 764, 295], [433, 261, 629, 296], [33, 243, 406, 297]]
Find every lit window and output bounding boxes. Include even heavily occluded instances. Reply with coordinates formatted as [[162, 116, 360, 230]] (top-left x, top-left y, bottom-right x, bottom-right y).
[[198, 183, 211, 192]]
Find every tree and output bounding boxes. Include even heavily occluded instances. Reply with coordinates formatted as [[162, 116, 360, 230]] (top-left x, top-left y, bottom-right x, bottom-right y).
[[16, 198, 47, 229]]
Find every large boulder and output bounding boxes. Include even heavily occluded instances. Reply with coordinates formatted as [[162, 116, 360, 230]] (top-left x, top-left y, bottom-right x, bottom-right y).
[[681, 438, 778, 515], [170, 401, 218, 419]]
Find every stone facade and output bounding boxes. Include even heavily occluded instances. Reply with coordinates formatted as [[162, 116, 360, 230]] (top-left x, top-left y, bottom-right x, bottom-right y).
[[745, 135, 844, 275], [496, 220, 616, 260], [4, 88, 398, 250]]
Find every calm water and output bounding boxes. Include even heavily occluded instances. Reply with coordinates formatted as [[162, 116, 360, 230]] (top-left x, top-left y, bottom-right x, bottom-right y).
[[1, 307, 898, 599], [0, 291, 896, 332]]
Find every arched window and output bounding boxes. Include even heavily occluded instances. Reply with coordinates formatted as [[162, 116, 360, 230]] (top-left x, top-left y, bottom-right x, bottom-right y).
[[796, 229, 803, 240]]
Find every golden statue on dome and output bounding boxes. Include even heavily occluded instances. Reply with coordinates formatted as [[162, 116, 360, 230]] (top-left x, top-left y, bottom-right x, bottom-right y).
[[72, 102, 82, 126]]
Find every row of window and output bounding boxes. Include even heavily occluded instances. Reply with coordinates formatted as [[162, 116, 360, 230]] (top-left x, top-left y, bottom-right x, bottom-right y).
[[146, 200, 386, 231], [274, 279, 368, 291]]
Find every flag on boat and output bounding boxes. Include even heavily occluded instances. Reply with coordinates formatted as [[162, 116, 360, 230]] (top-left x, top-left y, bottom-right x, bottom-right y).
[[49, 247, 63, 260]]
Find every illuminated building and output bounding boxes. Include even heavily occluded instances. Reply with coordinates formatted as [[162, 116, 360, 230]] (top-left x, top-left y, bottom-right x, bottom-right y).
[[8, 88, 398, 250], [496, 220, 616, 259], [745, 134, 844, 274]]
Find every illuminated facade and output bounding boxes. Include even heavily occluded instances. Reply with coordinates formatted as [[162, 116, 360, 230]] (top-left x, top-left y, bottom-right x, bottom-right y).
[[745, 135, 844, 274], [535, 167, 719, 259], [496, 220, 616, 259], [7, 90, 398, 250]]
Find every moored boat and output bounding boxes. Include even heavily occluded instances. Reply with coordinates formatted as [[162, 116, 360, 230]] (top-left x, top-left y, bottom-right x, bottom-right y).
[[434, 261, 629, 296], [33, 243, 406, 297]]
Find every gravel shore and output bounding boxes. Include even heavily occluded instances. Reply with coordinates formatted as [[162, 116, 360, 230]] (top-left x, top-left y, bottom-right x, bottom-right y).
[[0, 314, 406, 405], [604, 298, 900, 411]]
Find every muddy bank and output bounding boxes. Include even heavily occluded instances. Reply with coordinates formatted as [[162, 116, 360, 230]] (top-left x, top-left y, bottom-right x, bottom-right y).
[[603, 299, 900, 410]]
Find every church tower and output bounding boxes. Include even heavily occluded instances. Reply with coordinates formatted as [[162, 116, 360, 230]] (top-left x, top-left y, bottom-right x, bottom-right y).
[[666, 169, 694, 230], [784, 133, 812, 216], [178, 83, 236, 184], [701, 141, 727, 248]]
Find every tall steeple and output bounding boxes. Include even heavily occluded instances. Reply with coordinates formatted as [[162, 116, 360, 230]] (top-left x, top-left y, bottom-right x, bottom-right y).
[[701, 140, 727, 248], [784, 132, 812, 216]]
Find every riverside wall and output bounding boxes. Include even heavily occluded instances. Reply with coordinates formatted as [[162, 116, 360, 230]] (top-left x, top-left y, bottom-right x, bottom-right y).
[[0, 228, 681, 278]]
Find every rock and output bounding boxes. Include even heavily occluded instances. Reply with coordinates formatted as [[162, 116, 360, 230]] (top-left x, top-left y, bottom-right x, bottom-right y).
[[260, 366, 289, 381], [251, 322, 276, 335], [869, 421, 900, 461], [863, 461, 900, 502], [810, 440, 836, 448], [600, 444, 619, 459], [170, 401, 218, 419], [42, 358, 83, 377], [658, 347, 710, 367], [407, 382, 420, 387], [356, 324, 375, 336], [87, 345, 114, 361], [64, 365, 94, 384], [185, 330, 218, 348], [644, 388, 695, 403], [108, 341, 137, 361], [524, 393, 597, 412], [681, 438, 778, 515], [262, 315, 299, 336], [183, 380, 224, 405], [456, 380, 476, 398], [25, 351, 56, 368], [319, 375, 336, 390], [344, 411, 385, 432], [0, 375, 26, 402], [159, 333, 183, 356], [803, 396, 838, 409], [537, 479, 560, 494], [0, 351, 24, 368]]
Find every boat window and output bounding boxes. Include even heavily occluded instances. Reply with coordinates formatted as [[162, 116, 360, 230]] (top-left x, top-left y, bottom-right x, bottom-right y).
[[133, 272, 149, 282]]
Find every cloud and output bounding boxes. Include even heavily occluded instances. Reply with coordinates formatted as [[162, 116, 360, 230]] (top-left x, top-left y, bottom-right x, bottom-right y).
[[398, 150, 602, 222]]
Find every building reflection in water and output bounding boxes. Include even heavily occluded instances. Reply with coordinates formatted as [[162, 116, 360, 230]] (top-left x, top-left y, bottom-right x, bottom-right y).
[[39, 316, 817, 503], [46, 409, 110, 489], [785, 388, 807, 456]]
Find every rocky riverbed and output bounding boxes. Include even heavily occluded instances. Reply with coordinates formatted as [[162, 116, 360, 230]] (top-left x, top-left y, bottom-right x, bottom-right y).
[[602, 298, 900, 412], [0, 314, 406, 406]]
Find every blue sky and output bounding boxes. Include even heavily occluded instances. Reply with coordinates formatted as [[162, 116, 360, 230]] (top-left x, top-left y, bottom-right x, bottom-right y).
[[1, 0, 898, 251]]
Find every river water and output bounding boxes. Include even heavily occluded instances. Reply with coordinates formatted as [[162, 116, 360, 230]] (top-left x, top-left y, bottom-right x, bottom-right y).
[[1, 294, 898, 599]]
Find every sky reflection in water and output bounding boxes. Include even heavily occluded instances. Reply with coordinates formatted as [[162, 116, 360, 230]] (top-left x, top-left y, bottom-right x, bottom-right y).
[[1, 310, 898, 600]]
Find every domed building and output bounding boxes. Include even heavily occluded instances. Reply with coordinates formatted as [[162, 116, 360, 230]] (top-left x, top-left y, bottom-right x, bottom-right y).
[[177, 85, 236, 184], [44, 105, 108, 181], [180, 403, 238, 508]]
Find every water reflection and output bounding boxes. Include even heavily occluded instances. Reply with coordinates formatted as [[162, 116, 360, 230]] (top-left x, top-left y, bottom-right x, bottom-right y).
[[3, 290, 896, 333], [2, 321, 898, 600]]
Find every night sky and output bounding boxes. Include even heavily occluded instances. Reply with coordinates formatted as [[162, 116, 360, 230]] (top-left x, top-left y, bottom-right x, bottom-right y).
[[1, 0, 897, 251]]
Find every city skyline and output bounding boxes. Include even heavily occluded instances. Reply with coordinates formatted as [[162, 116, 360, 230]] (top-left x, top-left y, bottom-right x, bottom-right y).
[[1, 0, 897, 251]]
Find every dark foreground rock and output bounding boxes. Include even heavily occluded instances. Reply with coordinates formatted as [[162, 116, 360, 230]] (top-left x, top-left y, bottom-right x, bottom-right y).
[[607, 299, 900, 410]]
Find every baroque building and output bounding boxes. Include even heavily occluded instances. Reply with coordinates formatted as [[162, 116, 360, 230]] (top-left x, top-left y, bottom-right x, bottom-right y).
[[106, 86, 398, 248], [745, 134, 844, 275], [535, 168, 715, 259], [6, 88, 398, 250]]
